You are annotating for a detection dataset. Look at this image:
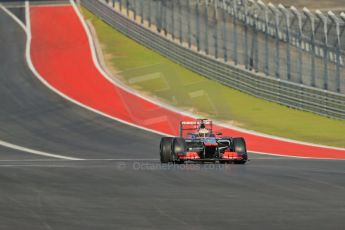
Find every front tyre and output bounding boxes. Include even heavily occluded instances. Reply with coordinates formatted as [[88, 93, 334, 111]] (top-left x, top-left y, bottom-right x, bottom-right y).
[[233, 137, 247, 153], [233, 137, 248, 164]]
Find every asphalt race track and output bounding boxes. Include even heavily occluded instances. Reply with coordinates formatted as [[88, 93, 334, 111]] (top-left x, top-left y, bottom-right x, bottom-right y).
[[0, 2, 344, 230]]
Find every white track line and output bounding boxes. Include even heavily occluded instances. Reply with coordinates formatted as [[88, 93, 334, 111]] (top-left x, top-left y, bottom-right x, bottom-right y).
[[29, 4, 71, 7], [0, 140, 82, 160], [0, 165, 84, 168], [0, 4, 26, 31], [249, 151, 345, 161], [0, 3, 82, 161]]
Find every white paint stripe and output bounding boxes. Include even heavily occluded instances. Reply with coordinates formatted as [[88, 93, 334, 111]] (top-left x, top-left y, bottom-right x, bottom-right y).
[[0, 3, 26, 31], [0, 3, 83, 161], [249, 151, 345, 161], [0, 159, 69, 162], [29, 4, 71, 8], [189, 90, 206, 98], [0, 165, 81, 168], [73, 1, 345, 152], [83, 158, 159, 161], [0, 140, 82, 160], [223, 126, 345, 151], [128, 73, 162, 84]]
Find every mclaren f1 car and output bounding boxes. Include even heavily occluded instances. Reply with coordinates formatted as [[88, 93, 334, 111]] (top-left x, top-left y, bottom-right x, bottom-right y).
[[159, 119, 248, 164]]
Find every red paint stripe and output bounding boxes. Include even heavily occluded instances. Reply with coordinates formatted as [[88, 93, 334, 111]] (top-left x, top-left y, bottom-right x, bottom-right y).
[[30, 6, 345, 159]]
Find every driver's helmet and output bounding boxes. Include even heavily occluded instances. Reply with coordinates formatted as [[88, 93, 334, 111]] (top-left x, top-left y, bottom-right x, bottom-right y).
[[198, 123, 210, 137]]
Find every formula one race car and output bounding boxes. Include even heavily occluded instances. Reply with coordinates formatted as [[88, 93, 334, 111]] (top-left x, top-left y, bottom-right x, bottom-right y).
[[159, 119, 248, 164]]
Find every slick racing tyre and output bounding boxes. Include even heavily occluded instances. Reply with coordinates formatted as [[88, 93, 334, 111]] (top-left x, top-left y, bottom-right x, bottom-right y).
[[173, 138, 186, 155], [160, 137, 174, 163], [172, 138, 187, 163], [233, 137, 247, 153]]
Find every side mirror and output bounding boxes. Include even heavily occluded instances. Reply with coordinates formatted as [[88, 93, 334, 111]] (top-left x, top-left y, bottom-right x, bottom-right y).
[[216, 132, 222, 135]]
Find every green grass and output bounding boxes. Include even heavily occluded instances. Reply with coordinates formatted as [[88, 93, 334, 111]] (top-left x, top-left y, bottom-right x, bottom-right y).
[[82, 7, 345, 148]]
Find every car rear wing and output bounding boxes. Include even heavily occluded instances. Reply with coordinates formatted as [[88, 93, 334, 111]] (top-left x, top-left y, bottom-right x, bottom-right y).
[[180, 119, 213, 137]]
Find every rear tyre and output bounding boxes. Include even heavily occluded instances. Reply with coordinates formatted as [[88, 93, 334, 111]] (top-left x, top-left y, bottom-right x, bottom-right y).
[[160, 137, 174, 163], [172, 138, 187, 163]]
